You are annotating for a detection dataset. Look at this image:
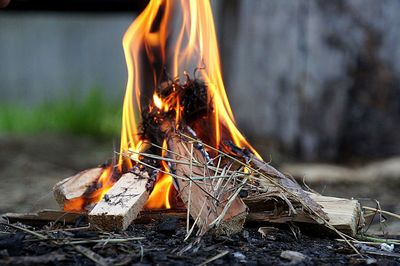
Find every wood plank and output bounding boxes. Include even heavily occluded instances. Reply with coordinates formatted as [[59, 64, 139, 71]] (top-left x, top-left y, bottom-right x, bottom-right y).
[[246, 193, 363, 236], [88, 172, 150, 231], [53, 167, 103, 210], [166, 130, 248, 236], [226, 141, 328, 221]]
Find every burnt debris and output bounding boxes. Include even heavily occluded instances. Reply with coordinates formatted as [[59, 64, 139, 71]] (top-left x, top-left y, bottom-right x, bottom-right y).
[[141, 75, 211, 149]]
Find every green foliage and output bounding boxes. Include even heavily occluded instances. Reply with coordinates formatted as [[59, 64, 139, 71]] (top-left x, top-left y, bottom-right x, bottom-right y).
[[0, 89, 122, 137]]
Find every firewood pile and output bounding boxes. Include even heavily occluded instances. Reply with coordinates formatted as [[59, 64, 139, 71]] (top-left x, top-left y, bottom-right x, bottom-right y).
[[48, 77, 364, 243]]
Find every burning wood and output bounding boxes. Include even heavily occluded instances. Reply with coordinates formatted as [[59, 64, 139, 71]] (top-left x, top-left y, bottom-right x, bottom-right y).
[[164, 127, 248, 236], [53, 167, 104, 211], [51, 75, 363, 236], [246, 195, 363, 236], [49, 0, 365, 243], [89, 172, 150, 231]]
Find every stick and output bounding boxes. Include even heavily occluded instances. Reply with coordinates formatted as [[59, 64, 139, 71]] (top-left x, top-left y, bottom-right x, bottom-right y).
[[165, 127, 248, 236]]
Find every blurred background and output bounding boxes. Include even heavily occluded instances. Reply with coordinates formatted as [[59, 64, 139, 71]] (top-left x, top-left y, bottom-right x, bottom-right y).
[[0, 0, 399, 234]]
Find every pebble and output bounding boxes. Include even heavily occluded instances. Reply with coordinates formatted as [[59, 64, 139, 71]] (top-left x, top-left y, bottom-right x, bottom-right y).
[[233, 251, 246, 261], [380, 243, 394, 252], [280, 250, 308, 264], [242, 230, 249, 239]]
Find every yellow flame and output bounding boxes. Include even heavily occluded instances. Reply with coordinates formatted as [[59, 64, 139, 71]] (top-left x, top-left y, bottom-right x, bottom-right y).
[[119, 0, 261, 209], [145, 139, 172, 209], [153, 93, 164, 110]]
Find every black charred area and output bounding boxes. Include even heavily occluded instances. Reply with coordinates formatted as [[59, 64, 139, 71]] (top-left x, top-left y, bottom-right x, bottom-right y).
[[141, 76, 210, 151], [1, 219, 394, 266]]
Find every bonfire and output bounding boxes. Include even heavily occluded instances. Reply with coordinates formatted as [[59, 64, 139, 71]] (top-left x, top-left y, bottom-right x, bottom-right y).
[[5, 1, 390, 264], [52, 0, 363, 243]]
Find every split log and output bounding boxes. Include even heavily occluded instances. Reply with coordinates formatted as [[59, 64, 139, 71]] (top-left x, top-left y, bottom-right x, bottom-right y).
[[88, 172, 150, 231], [53, 167, 103, 210], [164, 127, 248, 236], [246, 194, 364, 236]]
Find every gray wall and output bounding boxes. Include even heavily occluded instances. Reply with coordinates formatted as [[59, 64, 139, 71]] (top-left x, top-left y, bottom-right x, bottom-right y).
[[0, 13, 132, 104], [220, 0, 400, 160], [1, 1, 400, 161]]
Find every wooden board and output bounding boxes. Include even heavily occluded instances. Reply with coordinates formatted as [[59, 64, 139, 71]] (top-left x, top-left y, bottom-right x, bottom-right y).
[[166, 130, 248, 236], [246, 193, 363, 236], [88, 172, 150, 231], [53, 167, 103, 210]]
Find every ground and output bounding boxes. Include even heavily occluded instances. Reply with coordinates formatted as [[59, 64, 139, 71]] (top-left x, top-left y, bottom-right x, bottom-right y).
[[0, 134, 399, 265], [0, 219, 398, 265]]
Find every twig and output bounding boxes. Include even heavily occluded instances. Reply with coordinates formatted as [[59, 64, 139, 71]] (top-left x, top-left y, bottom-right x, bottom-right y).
[[185, 201, 206, 241], [0, 222, 47, 239], [198, 250, 229, 266], [187, 143, 194, 234], [74, 245, 110, 266], [69, 237, 144, 245], [363, 206, 400, 220]]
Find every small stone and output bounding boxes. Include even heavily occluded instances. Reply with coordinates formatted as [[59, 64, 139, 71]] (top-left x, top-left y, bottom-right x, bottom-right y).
[[258, 226, 278, 239], [280, 250, 308, 264], [366, 258, 377, 265], [242, 230, 249, 239], [233, 251, 246, 261], [380, 243, 394, 252]]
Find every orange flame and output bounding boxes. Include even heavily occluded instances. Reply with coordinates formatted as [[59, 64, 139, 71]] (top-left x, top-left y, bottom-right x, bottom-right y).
[[145, 139, 173, 209], [63, 165, 114, 212], [117, 0, 260, 209], [63, 0, 262, 212]]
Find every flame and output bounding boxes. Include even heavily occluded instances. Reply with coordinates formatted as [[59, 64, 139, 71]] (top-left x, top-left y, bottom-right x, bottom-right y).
[[63, 165, 114, 212], [145, 139, 173, 209], [153, 93, 164, 110], [64, 197, 85, 212], [115, 0, 261, 209], [95, 165, 115, 201], [146, 174, 173, 209], [63, 0, 263, 213]]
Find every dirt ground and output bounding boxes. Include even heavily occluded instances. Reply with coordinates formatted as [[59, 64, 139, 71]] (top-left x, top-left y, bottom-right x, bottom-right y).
[[0, 134, 399, 265], [0, 134, 114, 213], [1, 219, 398, 266]]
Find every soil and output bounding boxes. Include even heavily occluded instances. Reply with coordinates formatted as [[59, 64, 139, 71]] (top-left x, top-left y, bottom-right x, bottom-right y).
[[0, 134, 113, 213], [0, 134, 399, 265], [0, 219, 398, 266]]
